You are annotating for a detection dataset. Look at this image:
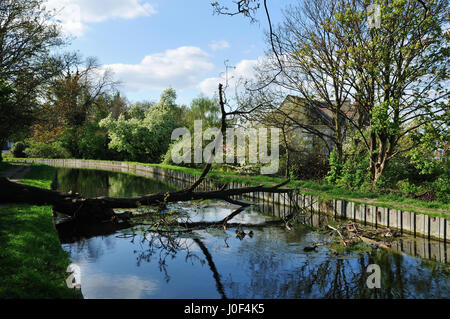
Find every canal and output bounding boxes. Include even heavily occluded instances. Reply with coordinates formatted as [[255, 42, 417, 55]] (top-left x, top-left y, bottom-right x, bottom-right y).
[[52, 167, 450, 299]]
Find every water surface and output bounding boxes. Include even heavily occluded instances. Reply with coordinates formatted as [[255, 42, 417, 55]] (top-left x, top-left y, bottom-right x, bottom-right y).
[[54, 168, 450, 299]]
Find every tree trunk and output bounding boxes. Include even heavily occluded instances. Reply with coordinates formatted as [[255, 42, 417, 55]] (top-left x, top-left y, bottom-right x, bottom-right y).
[[282, 126, 290, 178], [369, 131, 378, 184], [0, 177, 290, 223]]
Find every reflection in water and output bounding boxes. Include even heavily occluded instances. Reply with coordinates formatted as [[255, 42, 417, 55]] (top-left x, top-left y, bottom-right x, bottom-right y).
[[221, 228, 450, 298], [52, 167, 177, 197], [56, 168, 450, 299], [81, 273, 159, 299]]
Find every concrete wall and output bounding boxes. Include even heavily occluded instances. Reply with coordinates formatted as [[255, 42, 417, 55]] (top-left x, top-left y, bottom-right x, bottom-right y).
[[12, 158, 448, 242]]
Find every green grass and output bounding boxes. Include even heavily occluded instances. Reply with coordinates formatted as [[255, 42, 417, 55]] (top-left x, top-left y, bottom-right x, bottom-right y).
[[0, 164, 80, 298], [291, 180, 450, 219], [7, 157, 450, 219], [16, 164, 56, 189]]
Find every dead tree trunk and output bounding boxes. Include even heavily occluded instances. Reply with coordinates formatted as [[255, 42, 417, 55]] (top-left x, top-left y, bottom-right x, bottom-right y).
[[0, 176, 290, 222]]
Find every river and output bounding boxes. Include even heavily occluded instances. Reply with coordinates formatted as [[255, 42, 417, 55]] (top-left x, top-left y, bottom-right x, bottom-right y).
[[52, 167, 450, 299]]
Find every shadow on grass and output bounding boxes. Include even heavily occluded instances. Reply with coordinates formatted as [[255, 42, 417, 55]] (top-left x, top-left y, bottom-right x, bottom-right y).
[[0, 162, 81, 299]]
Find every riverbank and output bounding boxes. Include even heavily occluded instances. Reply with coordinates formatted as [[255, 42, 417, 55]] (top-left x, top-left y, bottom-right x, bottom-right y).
[[7, 157, 449, 219], [0, 163, 81, 298], [6, 158, 449, 241]]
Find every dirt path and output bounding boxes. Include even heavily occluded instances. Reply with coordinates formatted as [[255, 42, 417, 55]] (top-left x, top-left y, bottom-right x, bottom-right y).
[[0, 164, 31, 182]]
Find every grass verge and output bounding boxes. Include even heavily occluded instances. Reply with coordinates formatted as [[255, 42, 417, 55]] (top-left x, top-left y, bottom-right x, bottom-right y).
[[0, 164, 80, 298]]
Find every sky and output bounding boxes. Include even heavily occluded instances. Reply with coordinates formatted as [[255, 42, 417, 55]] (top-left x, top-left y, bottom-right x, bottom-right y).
[[45, 0, 297, 106]]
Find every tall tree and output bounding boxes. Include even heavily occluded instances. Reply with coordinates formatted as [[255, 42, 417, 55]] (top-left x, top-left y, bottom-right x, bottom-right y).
[[242, 0, 357, 160], [332, 0, 449, 182], [185, 96, 221, 130], [29, 54, 116, 157], [213, 0, 449, 184], [0, 0, 66, 153]]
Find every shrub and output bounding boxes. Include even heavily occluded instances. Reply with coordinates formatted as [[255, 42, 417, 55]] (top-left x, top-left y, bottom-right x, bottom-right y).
[[24, 141, 70, 159], [396, 179, 424, 197], [291, 151, 329, 180], [431, 174, 450, 203], [77, 122, 109, 159], [11, 141, 27, 158], [325, 148, 342, 184]]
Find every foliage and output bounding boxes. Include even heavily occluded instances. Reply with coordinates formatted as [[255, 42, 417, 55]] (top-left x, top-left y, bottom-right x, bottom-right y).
[[431, 175, 450, 203], [128, 101, 153, 120], [0, 0, 66, 145], [100, 88, 180, 163], [11, 141, 27, 158], [163, 137, 188, 165], [288, 150, 329, 181], [162, 95, 222, 167], [246, 0, 448, 185], [395, 179, 424, 197], [26, 54, 116, 159], [24, 141, 71, 159], [76, 121, 110, 159], [326, 149, 342, 185], [334, 0, 449, 182], [184, 96, 221, 129], [0, 78, 17, 147], [330, 141, 371, 191]]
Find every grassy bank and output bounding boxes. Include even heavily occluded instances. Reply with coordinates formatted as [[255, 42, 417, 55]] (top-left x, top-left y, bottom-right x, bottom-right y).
[[7, 157, 450, 219], [0, 164, 80, 298], [146, 164, 450, 218]]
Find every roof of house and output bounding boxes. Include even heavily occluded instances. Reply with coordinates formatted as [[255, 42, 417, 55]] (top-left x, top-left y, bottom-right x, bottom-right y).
[[281, 95, 358, 126]]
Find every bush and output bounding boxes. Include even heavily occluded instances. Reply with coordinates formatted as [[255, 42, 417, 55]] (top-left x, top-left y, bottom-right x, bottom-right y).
[[77, 122, 109, 159], [24, 141, 70, 159], [325, 148, 342, 184], [1, 152, 12, 160], [396, 179, 424, 197], [339, 152, 370, 190], [431, 174, 450, 203], [11, 141, 27, 158], [290, 151, 329, 180]]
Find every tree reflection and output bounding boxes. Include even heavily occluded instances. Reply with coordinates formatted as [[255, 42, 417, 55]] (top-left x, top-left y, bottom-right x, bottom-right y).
[[53, 167, 177, 198], [128, 228, 228, 298]]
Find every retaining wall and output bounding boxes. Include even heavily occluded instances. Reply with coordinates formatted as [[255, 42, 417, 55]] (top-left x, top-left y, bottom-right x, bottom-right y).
[[11, 158, 449, 242]]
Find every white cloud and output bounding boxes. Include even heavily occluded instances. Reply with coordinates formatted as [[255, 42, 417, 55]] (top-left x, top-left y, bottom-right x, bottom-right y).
[[105, 46, 215, 91], [208, 40, 230, 51], [81, 273, 159, 299], [198, 58, 261, 96], [45, 0, 157, 36]]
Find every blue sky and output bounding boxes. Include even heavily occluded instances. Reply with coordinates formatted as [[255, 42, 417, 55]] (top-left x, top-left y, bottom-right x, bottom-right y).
[[46, 0, 297, 106]]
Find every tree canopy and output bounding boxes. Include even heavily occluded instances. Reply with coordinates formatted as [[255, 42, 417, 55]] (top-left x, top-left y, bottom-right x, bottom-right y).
[[100, 88, 181, 163], [0, 0, 67, 147]]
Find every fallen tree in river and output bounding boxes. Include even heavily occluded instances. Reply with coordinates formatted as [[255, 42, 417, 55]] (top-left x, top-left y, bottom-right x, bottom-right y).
[[0, 83, 292, 224], [0, 176, 291, 222]]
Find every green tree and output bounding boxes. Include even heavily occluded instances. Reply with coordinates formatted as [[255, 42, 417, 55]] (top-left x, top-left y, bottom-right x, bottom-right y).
[[0, 0, 66, 153], [184, 96, 221, 130], [28, 55, 116, 158], [332, 0, 449, 183], [100, 88, 180, 162], [0, 78, 16, 160], [128, 101, 154, 120], [213, 0, 449, 187]]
